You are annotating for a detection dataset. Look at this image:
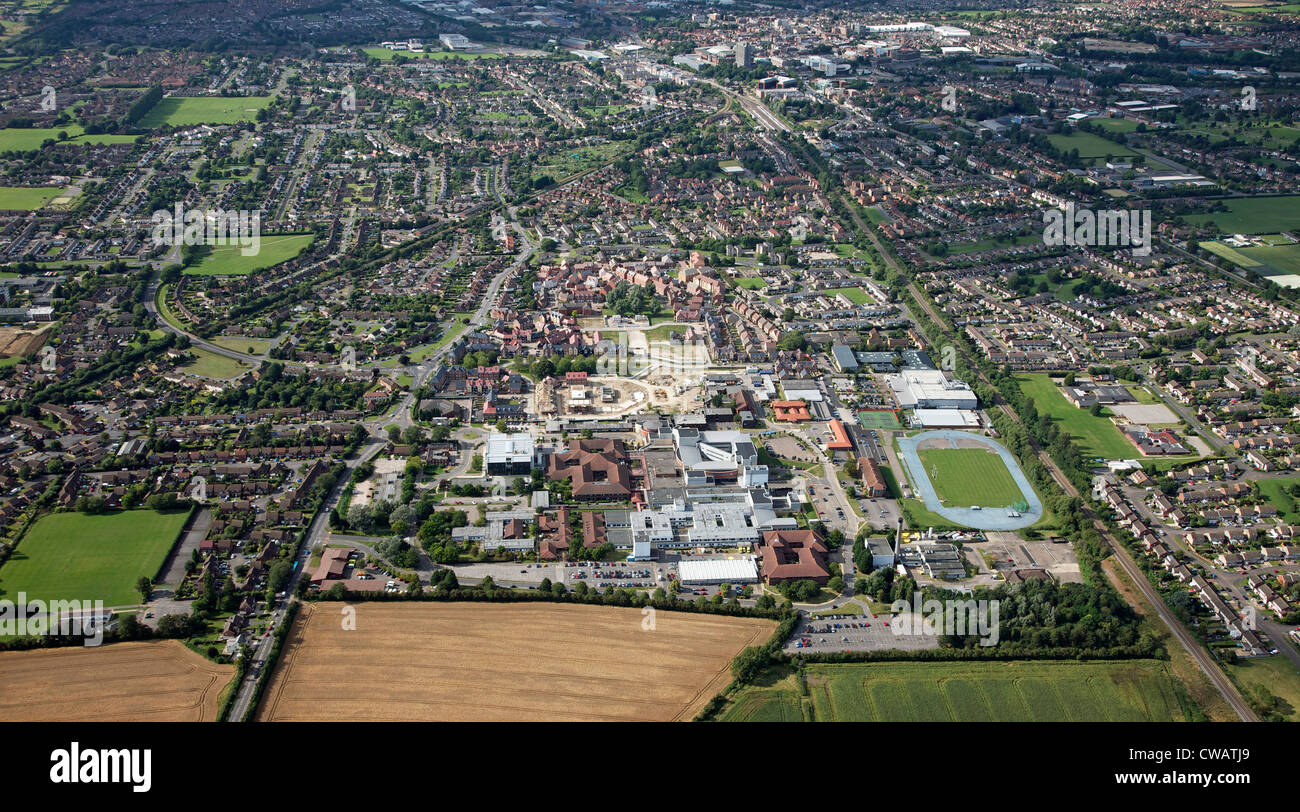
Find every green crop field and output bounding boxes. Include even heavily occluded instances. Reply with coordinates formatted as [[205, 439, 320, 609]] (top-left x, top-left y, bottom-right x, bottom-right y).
[[916, 447, 1024, 507], [138, 96, 273, 128], [0, 186, 62, 210], [1017, 373, 1136, 460], [722, 660, 1194, 722], [0, 509, 191, 607], [1186, 195, 1300, 235], [183, 232, 314, 276], [1200, 239, 1300, 289]]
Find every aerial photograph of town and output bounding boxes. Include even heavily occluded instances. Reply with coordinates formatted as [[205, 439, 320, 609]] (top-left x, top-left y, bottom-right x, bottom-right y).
[[0, 0, 1297, 782]]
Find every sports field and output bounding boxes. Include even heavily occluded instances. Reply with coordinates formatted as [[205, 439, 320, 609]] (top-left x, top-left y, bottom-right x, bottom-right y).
[[138, 96, 273, 128], [183, 232, 314, 276], [257, 602, 774, 721], [0, 186, 62, 210], [856, 410, 902, 429], [916, 446, 1024, 507], [720, 660, 1194, 722], [0, 509, 191, 607], [1016, 373, 1136, 460], [0, 640, 233, 721], [1200, 239, 1300, 288], [1185, 195, 1300, 234]]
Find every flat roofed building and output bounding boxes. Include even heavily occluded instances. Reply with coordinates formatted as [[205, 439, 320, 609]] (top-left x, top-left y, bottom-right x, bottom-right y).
[[678, 557, 759, 585], [485, 432, 535, 475]]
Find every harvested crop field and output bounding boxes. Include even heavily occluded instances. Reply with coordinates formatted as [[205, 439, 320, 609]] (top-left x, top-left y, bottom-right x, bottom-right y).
[[0, 640, 234, 721], [257, 602, 775, 722], [0, 324, 49, 359]]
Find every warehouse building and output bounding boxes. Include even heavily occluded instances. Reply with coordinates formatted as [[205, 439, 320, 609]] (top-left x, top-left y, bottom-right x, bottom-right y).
[[678, 557, 759, 585]]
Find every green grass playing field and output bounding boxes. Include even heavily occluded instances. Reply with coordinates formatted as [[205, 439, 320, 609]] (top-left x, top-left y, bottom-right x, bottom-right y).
[[719, 660, 1195, 722], [362, 47, 502, 61], [138, 96, 273, 128], [1046, 131, 1138, 162], [856, 410, 902, 429], [0, 509, 191, 607], [182, 232, 315, 276], [1185, 195, 1300, 235], [916, 446, 1024, 507], [0, 186, 62, 210], [1016, 373, 1137, 460]]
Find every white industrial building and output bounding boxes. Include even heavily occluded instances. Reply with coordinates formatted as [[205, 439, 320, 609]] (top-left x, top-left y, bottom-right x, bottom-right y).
[[677, 557, 759, 585], [886, 370, 978, 410]]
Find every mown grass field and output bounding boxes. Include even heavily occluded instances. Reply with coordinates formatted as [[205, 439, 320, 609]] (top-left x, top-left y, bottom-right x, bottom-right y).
[[0, 509, 191, 607], [138, 96, 273, 128], [720, 660, 1195, 722], [0, 186, 62, 210], [183, 232, 314, 276], [1186, 195, 1300, 234], [1046, 131, 1138, 162], [182, 347, 253, 380], [1016, 373, 1136, 460], [916, 447, 1024, 507], [823, 286, 869, 305], [1226, 654, 1300, 722], [0, 125, 139, 151]]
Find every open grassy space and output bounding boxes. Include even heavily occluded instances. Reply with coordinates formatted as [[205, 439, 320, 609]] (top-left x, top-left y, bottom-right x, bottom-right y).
[[734, 276, 768, 290], [182, 347, 253, 380], [916, 447, 1025, 507], [1047, 131, 1138, 162], [138, 96, 273, 128], [1017, 373, 1136, 460], [722, 660, 1195, 721], [0, 509, 191, 607], [1255, 476, 1300, 523], [0, 186, 63, 210], [1186, 195, 1300, 235], [1200, 238, 1300, 288], [0, 125, 139, 151], [822, 286, 869, 305], [183, 232, 314, 276], [1226, 654, 1300, 722]]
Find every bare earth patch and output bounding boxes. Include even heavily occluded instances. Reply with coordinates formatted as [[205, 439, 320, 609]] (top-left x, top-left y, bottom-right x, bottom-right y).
[[0, 639, 234, 721], [257, 602, 775, 722]]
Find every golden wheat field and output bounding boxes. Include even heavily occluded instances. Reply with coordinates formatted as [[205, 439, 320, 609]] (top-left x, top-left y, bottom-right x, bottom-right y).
[[0, 639, 235, 721], [257, 602, 775, 722]]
